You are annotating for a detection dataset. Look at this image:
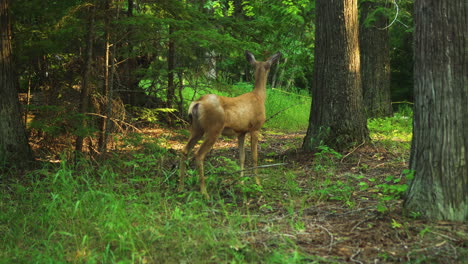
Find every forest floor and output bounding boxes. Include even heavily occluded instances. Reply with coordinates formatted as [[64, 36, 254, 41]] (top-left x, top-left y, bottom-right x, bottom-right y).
[[147, 127, 468, 263], [3, 125, 467, 263]]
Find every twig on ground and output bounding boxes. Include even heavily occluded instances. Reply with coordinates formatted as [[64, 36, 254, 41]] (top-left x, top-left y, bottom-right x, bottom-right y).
[[350, 216, 378, 232], [429, 230, 458, 242], [315, 224, 334, 253], [350, 249, 363, 264], [340, 141, 366, 163]]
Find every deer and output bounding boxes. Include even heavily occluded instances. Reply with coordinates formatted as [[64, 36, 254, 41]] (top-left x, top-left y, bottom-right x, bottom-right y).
[[178, 50, 281, 198]]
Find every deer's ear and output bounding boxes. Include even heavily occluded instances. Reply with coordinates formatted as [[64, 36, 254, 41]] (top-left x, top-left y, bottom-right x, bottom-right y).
[[245, 50, 256, 65], [268, 52, 281, 65]]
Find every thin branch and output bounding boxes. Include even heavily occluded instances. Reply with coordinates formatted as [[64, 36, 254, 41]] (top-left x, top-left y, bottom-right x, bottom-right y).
[[378, 0, 399, 30], [350, 249, 363, 264], [392, 100, 414, 105], [85, 112, 141, 132], [168, 110, 190, 126], [266, 102, 307, 123], [340, 141, 366, 163], [316, 224, 334, 253], [429, 230, 459, 242], [397, 19, 410, 28], [350, 216, 378, 232]]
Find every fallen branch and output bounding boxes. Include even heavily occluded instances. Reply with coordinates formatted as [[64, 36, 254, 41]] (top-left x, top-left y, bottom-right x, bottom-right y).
[[350, 249, 363, 264], [315, 224, 334, 253], [350, 216, 378, 232], [429, 230, 458, 242], [340, 141, 366, 163]]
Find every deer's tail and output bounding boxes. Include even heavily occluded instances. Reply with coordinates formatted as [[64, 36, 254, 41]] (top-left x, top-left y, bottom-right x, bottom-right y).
[[188, 102, 200, 124]]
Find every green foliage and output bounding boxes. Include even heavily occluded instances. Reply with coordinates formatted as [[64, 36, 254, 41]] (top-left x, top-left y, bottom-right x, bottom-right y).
[[12, 0, 317, 110], [388, 1, 415, 102], [127, 105, 177, 124], [311, 144, 343, 175], [265, 88, 311, 131], [368, 105, 413, 152]]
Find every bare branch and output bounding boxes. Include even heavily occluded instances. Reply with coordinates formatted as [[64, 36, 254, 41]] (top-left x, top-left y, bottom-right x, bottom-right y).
[[378, 0, 399, 30]]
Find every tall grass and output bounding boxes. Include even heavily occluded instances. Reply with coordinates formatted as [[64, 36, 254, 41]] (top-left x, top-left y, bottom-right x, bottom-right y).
[[0, 160, 309, 263], [368, 104, 413, 153], [0, 132, 313, 263]]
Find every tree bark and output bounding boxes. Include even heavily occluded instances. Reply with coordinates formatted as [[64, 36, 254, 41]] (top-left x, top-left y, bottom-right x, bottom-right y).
[[75, 2, 95, 153], [302, 0, 369, 151], [98, 0, 112, 153], [0, 0, 34, 166], [404, 0, 468, 221], [359, 0, 392, 118]]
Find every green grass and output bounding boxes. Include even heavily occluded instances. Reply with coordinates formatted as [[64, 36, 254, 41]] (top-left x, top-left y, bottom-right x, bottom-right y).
[[0, 158, 311, 263], [368, 105, 413, 153]]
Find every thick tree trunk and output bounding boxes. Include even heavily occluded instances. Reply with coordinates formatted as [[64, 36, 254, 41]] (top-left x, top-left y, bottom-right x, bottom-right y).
[[75, 3, 95, 153], [0, 0, 34, 166], [359, 0, 392, 118], [302, 0, 369, 151], [404, 0, 468, 221]]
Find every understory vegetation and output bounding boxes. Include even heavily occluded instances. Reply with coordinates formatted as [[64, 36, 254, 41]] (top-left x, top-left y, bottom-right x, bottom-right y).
[[1, 99, 466, 263]]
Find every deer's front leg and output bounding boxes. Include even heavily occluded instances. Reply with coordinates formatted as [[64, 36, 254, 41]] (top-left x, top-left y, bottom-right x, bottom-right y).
[[251, 131, 261, 185], [238, 133, 246, 178]]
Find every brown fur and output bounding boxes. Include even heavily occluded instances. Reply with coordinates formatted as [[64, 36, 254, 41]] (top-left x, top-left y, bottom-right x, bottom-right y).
[[179, 51, 281, 198]]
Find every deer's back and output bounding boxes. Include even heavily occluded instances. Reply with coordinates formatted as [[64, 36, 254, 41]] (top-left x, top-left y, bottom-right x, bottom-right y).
[[191, 93, 266, 135]]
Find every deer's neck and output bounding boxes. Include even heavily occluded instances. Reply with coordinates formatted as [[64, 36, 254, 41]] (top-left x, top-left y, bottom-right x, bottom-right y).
[[252, 69, 269, 102]]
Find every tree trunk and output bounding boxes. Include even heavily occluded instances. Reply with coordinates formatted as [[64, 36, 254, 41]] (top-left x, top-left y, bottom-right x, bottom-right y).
[[359, 0, 392, 118], [120, 0, 138, 106], [98, 0, 112, 153], [302, 0, 369, 151], [404, 0, 468, 221], [75, 3, 95, 153], [0, 0, 34, 166], [167, 24, 176, 108]]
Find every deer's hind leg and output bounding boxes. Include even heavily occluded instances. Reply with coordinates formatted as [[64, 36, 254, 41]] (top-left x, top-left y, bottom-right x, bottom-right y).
[[179, 127, 203, 192], [194, 129, 222, 198]]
